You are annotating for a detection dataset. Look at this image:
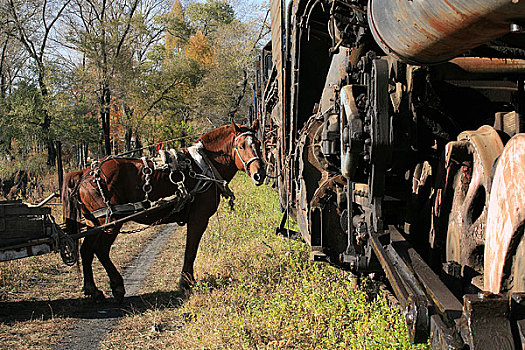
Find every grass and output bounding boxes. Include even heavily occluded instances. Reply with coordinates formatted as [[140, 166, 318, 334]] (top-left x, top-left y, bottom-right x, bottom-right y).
[[100, 173, 429, 350]]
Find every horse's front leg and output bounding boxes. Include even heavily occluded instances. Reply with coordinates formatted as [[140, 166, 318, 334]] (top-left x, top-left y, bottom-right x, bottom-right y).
[[80, 234, 105, 302], [180, 216, 210, 291], [94, 225, 124, 302]]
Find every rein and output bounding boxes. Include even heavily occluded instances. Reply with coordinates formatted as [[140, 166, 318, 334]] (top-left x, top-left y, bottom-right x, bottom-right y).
[[233, 131, 262, 176]]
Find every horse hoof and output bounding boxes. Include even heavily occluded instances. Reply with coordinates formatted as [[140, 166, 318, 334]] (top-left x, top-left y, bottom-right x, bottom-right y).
[[113, 291, 125, 303], [111, 284, 126, 303], [89, 290, 106, 303], [112, 286, 126, 303], [84, 286, 105, 302], [179, 274, 195, 292]]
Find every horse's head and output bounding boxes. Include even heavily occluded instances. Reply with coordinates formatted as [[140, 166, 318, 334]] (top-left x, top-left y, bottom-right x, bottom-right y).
[[231, 119, 266, 186]]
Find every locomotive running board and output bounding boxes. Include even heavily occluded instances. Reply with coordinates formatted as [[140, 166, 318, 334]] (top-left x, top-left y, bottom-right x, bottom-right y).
[[370, 226, 516, 349]]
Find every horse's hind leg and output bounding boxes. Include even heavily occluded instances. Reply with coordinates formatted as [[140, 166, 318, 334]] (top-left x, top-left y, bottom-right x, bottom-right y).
[[94, 226, 124, 302], [80, 234, 105, 302]]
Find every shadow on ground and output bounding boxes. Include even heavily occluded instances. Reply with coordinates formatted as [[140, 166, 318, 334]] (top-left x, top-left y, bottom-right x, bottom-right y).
[[0, 289, 187, 324]]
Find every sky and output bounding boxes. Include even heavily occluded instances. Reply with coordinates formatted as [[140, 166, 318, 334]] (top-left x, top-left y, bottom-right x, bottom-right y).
[[181, 0, 270, 21]]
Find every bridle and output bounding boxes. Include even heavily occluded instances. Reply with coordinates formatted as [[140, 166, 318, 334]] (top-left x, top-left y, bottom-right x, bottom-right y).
[[233, 131, 262, 176]]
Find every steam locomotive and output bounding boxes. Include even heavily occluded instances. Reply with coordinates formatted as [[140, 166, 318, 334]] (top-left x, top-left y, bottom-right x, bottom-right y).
[[255, 0, 525, 348]]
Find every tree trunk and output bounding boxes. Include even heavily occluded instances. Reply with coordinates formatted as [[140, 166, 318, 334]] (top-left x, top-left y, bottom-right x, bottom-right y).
[[78, 142, 89, 168], [0, 38, 8, 99], [46, 139, 56, 166], [56, 141, 63, 194], [35, 60, 57, 166], [228, 69, 248, 121], [180, 110, 188, 148], [125, 125, 133, 152], [180, 127, 186, 148], [0, 73, 5, 100], [100, 84, 112, 156], [78, 143, 83, 168], [135, 131, 143, 157]]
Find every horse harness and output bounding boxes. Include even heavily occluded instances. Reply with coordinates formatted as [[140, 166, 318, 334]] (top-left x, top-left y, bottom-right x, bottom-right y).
[[85, 144, 236, 226], [233, 131, 261, 176]]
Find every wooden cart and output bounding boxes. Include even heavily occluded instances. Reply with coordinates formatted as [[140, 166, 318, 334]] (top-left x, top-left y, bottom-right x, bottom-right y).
[[0, 198, 77, 265], [0, 192, 181, 265]]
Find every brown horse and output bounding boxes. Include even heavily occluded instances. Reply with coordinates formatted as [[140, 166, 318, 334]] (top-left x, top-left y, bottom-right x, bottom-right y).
[[62, 120, 265, 302]]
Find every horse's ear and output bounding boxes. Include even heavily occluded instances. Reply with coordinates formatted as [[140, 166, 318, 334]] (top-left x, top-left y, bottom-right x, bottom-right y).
[[251, 119, 260, 132], [230, 119, 241, 133]]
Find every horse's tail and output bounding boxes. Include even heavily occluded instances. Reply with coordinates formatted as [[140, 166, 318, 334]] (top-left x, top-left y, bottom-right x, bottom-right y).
[[62, 170, 85, 273], [62, 170, 84, 236]]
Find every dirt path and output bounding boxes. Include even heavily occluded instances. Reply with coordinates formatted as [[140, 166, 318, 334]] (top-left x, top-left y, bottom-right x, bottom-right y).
[[54, 224, 177, 350]]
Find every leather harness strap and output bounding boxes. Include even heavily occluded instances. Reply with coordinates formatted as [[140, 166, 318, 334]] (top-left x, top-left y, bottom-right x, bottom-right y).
[[187, 142, 236, 208], [86, 142, 237, 222], [85, 129, 264, 224], [90, 202, 149, 219], [233, 131, 261, 176]]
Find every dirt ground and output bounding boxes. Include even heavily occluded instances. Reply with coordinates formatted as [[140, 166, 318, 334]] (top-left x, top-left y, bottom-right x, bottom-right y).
[[0, 223, 183, 350]]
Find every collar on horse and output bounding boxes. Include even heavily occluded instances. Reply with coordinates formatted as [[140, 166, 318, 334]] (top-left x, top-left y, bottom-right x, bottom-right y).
[[233, 131, 261, 176], [187, 141, 235, 208]]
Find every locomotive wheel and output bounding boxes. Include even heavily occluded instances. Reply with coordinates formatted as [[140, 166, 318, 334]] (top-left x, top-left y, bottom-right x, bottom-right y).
[[484, 133, 525, 294], [512, 235, 525, 293], [440, 126, 503, 286]]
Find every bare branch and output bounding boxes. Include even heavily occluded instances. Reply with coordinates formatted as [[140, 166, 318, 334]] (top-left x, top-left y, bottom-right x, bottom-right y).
[[8, 0, 38, 60], [42, 0, 48, 31], [39, 0, 71, 61], [139, 79, 185, 120], [114, 0, 140, 59]]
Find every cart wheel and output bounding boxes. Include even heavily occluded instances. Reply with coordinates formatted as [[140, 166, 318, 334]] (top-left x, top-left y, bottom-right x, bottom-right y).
[[60, 235, 78, 266]]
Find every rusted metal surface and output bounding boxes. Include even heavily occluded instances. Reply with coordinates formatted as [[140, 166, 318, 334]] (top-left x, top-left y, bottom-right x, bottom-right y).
[[368, 0, 525, 64], [295, 117, 324, 246], [259, 0, 525, 346], [510, 293, 525, 348], [449, 57, 525, 75], [319, 47, 350, 114], [439, 126, 504, 289], [390, 226, 463, 322], [494, 111, 522, 137], [369, 232, 411, 307], [430, 315, 464, 350], [484, 133, 525, 294], [370, 229, 433, 343], [457, 293, 514, 349]]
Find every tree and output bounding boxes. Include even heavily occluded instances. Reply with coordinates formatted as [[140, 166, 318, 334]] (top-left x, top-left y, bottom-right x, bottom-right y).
[[0, 0, 269, 171], [7, 0, 71, 166], [64, 0, 142, 156], [185, 0, 234, 37], [177, 0, 268, 126]]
